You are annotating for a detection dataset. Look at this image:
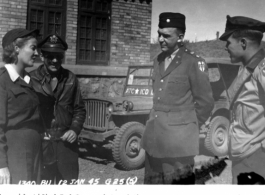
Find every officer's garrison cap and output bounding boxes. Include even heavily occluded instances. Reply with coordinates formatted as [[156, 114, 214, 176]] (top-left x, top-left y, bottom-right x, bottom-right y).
[[158, 12, 186, 33], [220, 15, 265, 41], [38, 34, 68, 53]]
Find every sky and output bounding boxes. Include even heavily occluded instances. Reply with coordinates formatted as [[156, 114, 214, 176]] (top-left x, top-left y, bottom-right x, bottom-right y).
[[151, 0, 265, 42]]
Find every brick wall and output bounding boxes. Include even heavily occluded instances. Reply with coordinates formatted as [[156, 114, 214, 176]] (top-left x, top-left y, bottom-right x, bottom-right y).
[[110, 0, 152, 66], [0, 0, 152, 67], [0, 0, 28, 62], [65, 0, 78, 65]]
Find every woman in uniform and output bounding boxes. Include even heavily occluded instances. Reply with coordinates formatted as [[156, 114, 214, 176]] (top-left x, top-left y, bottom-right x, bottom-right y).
[[0, 28, 42, 184]]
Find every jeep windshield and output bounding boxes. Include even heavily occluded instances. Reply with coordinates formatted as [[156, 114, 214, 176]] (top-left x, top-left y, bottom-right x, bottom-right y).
[[124, 66, 153, 97]]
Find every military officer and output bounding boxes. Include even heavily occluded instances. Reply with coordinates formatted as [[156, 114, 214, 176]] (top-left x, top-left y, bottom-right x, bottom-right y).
[[141, 12, 214, 184], [30, 34, 86, 184], [219, 15, 265, 184]]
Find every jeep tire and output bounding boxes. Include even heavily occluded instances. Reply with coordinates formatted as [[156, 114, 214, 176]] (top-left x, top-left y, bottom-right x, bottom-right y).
[[112, 122, 145, 170], [204, 116, 229, 157]]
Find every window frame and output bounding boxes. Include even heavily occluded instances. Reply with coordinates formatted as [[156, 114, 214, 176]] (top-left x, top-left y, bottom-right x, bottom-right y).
[[27, 0, 67, 40], [77, 0, 111, 65]]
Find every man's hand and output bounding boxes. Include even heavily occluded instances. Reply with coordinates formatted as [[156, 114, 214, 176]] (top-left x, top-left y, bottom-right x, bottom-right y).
[[43, 132, 51, 140], [60, 130, 77, 143], [0, 167, 10, 184]]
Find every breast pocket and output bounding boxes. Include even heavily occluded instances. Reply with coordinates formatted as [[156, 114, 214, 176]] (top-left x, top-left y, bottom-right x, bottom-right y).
[[9, 87, 34, 110], [167, 75, 189, 95], [241, 104, 255, 134]]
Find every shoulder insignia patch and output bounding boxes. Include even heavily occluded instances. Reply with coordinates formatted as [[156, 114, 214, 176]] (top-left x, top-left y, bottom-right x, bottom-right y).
[[198, 61, 208, 72]]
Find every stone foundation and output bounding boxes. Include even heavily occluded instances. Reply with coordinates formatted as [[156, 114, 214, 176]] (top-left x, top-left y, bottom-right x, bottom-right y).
[[79, 77, 126, 98]]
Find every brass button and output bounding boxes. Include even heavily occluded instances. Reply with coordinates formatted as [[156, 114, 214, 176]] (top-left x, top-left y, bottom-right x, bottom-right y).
[[158, 97, 160, 100], [155, 115, 158, 118], [161, 79, 164, 82], [159, 88, 162, 91]]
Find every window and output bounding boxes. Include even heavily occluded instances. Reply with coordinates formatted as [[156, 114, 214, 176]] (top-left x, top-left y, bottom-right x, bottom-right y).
[[27, 0, 66, 40], [77, 0, 111, 65]]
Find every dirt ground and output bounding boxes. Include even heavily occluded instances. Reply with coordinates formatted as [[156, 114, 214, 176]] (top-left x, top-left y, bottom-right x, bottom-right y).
[[77, 143, 232, 185]]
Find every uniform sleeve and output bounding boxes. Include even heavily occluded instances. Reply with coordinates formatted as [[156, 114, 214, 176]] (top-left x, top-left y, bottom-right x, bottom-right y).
[[257, 65, 265, 94], [189, 59, 214, 125], [70, 78, 86, 135], [0, 82, 8, 168], [151, 61, 157, 91]]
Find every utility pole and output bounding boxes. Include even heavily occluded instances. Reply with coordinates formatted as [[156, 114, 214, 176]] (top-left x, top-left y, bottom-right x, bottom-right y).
[[216, 31, 219, 40]]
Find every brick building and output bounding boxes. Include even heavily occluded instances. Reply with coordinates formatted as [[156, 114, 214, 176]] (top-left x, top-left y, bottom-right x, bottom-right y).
[[0, 0, 152, 97]]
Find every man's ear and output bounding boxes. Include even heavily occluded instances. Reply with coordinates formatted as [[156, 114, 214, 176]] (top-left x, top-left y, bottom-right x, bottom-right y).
[[177, 34, 184, 44], [240, 38, 247, 50], [178, 34, 184, 42], [14, 45, 20, 54], [39, 51, 45, 61]]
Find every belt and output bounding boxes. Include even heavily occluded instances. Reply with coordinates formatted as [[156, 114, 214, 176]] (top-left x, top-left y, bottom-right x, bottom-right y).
[[153, 104, 194, 112]]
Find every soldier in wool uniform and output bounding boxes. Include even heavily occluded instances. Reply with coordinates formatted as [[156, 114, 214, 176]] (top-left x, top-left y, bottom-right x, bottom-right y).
[[141, 12, 214, 184]]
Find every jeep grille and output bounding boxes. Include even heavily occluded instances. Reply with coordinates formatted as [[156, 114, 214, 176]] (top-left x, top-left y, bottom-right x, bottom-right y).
[[84, 100, 109, 131]]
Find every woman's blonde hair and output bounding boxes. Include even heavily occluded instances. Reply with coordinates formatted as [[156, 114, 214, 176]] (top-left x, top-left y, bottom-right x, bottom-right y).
[[2, 35, 36, 64]]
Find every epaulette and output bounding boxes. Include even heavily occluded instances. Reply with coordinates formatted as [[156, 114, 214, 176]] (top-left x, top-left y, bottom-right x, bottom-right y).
[[184, 48, 203, 59], [0, 66, 7, 76]]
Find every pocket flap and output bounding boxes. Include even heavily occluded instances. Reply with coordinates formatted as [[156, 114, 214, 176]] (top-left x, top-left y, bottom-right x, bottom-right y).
[[167, 109, 197, 125], [10, 87, 27, 96], [168, 75, 188, 83]]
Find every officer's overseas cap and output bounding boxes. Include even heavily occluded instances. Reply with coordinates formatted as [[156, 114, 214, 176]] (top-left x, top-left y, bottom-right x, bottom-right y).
[[159, 12, 186, 32], [220, 15, 265, 41], [38, 34, 68, 52], [2, 28, 39, 48]]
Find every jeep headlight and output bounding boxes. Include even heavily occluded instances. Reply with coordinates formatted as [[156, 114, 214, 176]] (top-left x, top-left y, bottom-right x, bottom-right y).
[[108, 104, 114, 113], [123, 100, 134, 111]]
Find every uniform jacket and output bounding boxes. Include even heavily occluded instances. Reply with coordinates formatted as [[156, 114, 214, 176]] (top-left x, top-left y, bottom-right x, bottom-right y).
[[30, 65, 86, 135], [141, 46, 214, 158], [0, 66, 42, 171], [228, 49, 265, 161]]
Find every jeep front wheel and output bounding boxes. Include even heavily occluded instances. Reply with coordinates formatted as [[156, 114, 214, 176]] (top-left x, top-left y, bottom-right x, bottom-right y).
[[112, 122, 145, 171], [204, 116, 229, 157]]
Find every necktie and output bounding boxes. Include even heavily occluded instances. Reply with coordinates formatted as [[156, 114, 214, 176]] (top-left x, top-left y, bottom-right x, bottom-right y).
[[50, 77, 58, 91], [165, 56, 172, 70]]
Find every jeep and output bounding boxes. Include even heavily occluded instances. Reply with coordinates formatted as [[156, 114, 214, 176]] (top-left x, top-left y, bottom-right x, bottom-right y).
[[79, 60, 240, 170]]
